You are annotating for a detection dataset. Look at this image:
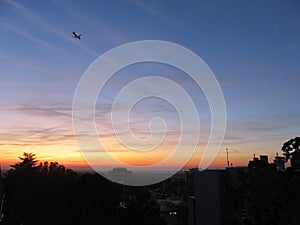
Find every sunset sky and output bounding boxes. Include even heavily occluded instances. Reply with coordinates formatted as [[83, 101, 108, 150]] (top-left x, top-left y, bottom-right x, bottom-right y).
[[0, 0, 300, 170]]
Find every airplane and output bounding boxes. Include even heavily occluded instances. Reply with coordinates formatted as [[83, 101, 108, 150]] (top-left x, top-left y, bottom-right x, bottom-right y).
[[72, 31, 81, 40]]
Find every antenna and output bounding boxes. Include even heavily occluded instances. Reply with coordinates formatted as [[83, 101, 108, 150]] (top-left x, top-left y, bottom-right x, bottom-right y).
[[226, 148, 229, 167]]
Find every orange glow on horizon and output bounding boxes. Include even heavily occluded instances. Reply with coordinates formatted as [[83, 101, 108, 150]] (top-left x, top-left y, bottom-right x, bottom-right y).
[[0, 141, 275, 171]]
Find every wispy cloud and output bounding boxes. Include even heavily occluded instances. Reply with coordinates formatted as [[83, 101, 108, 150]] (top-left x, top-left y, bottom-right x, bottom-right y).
[[4, 0, 98, 57], [0, 49, 47, 72], [0, 123, 74, 147], [129, 0, 183, 27], [129, 0, 207, 41], [50, 0, 132, 45], [1, 21, 65, 53], [16, 105, 72, 118]]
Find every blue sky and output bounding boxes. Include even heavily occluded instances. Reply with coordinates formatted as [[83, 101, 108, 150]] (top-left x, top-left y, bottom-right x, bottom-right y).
[[0, 0, 300, 168]]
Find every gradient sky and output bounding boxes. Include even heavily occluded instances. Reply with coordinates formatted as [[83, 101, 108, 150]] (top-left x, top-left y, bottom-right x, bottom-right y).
[[0, 0, 300, 170]]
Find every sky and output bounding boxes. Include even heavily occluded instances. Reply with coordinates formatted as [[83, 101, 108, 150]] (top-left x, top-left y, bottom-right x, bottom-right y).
[[0, 0, 300, 170]]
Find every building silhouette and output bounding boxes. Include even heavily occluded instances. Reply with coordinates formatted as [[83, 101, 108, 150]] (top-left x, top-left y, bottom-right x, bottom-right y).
[[188, 167, 248, 225], [248, 154, 271, 168], [188, 153, 287, 225], [274, 152, 285, 171]]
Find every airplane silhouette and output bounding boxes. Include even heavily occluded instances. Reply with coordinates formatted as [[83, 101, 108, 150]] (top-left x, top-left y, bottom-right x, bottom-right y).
[[72, 31, 81, 40]]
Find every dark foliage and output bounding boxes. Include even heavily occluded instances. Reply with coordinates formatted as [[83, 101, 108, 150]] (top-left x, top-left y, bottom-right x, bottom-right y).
[[2, 153, 165, 225], [231, 162, 300, 225], [281, 136, 300, 169]]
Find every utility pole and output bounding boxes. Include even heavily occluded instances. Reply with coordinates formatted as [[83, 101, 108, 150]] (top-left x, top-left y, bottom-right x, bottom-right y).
[[226, 148, 229, 168], [0, 193, 4, 223]]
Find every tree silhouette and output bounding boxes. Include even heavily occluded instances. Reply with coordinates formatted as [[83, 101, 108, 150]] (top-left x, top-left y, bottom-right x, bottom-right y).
[[3, 153, 165, 225], [281, 137, 300, 169], [231, 165, 300, 225], [4, 153, 78, 225], [10, 152, 38, 170]]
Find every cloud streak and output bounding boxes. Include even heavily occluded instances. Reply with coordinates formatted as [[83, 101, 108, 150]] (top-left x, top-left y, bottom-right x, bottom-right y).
[[4, 0, 99, 57], [1, 21, 65, 53]]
